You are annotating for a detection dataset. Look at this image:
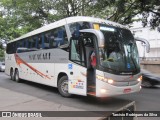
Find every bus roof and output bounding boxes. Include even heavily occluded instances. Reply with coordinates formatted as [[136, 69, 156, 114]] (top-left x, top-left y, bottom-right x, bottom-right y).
[[9, 16, 128, 43]]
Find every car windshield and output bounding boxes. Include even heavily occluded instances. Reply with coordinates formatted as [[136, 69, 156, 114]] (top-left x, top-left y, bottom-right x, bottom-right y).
[[99, 25, 140, 74]]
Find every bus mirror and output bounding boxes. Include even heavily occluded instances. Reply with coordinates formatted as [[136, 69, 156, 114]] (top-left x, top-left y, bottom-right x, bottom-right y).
[[134, 37, 150, 53]]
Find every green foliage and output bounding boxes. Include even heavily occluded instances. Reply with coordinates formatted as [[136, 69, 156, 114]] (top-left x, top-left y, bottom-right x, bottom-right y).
[[0, 0, 58, 40], [0, 49, 4, 58], [0, 0, 159, 41], [86, 0, 160, 28]]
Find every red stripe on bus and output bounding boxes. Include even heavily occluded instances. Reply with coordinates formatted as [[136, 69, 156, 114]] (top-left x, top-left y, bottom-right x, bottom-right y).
[[15, 53, 51, 80]]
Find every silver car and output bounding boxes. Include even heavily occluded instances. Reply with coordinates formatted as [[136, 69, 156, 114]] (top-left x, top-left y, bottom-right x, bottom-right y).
[[0, 62, 5, 72]]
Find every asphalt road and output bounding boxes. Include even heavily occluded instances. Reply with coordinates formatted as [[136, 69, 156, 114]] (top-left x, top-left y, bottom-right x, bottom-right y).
[[0, 72, 160, 120]]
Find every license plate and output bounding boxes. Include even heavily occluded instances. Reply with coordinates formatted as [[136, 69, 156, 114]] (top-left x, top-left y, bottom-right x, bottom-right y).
[[124, 88, 131, 93]]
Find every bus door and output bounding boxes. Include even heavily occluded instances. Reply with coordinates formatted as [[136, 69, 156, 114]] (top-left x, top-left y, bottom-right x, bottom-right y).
[[68, 36, 87, 96], [68, 30, 104, 96]]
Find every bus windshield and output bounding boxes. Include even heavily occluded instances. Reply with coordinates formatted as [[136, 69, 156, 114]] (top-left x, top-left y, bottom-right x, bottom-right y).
[[99, 25, 140, 74]]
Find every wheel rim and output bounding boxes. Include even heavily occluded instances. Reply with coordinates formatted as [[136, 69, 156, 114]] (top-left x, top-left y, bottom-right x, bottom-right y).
[[15, 71, 19, 81], [11, 71, 13, 79], [61, 80, 68, 94]]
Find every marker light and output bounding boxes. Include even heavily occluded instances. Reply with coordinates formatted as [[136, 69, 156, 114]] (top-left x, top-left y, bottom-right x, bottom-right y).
[[96, 75, 114, 84], [137, 75, 142, 82], [93, 24, 100, 30]]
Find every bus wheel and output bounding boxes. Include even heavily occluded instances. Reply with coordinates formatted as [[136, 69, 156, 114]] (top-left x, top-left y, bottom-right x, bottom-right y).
[[58, 76, 71, 97], [10, 69, 14, 80], [14, 69, 21, 83]]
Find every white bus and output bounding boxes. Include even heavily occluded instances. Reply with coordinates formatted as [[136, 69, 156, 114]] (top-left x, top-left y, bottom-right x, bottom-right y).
[[5, 16, 148, 97]]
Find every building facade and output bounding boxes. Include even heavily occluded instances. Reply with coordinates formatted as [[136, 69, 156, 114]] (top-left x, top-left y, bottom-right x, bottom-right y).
[[131, 26, 160, 59]]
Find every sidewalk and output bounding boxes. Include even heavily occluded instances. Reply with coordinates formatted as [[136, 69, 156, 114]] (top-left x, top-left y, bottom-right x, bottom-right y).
[[0, 87, 99, 120]]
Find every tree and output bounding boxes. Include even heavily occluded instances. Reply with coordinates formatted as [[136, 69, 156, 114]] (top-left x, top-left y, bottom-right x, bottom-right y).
[[53, 0, 93, 17], [0, 49, 4, 58], [138, 0, 160, 28], [0, 0, 59, 40], [0, 0, 95, 40], [0, 0, 159, 41], [85, 0, 160, 28]]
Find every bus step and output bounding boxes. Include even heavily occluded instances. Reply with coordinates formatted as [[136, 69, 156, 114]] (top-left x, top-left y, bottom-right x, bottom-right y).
[[87, 92, 96, 96], [88, 85, 95, 88], [87, 85, 96, 92]]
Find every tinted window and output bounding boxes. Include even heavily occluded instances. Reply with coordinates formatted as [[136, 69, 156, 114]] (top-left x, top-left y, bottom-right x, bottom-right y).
[[69, 22, 91, 37], [6, 26, 68, 54], [45, 26, 68, 49], [37, 35, 42, 49], [6, 42, 17, 54], [28, 38, 36, 48], [70, 37, 85, 66]]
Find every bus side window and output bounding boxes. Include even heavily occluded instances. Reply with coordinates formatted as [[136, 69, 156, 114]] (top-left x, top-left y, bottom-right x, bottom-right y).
[[49, 31, 56, 48], [54, 27, 66, 47], [69, 22, 81, 38], [18, 40, 24, 48], [6, 43, 13, 54], [49, 26, 68, 49], [28, 38, 36, 49], [37, 35, 42, 49], [61, 26, 68, 45], [16, 41, 19, 50], [70, 37, 85, 66], [32, 37, 36, 48], [81, 22, 91, 29], [44, 32, 50, 49], [69, 22, 91, 37], [28, 38, 32, 48], [23, 39, 26, 47], [25, 39, 28, 48]]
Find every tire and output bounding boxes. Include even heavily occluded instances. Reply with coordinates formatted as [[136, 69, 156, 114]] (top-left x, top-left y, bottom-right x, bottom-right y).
[[10, 69, 14, 80], [141, 80, 153, 88], [58, 76, 72, 97], [14, 69, 21, 83]]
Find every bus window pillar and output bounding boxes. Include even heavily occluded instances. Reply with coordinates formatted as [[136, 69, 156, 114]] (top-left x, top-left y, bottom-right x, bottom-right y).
[[41, 34, 45, 49]]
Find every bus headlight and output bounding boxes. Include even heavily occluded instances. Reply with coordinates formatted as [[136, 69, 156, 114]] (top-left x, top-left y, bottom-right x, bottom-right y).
[[137, 75, 142, 82], [108, 79, 114, 84]]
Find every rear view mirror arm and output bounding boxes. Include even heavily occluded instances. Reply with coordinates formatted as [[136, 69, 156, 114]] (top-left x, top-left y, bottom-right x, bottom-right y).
[[135, 37, 150, 53]]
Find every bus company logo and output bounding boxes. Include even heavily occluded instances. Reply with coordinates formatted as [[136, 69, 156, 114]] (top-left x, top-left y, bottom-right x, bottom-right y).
[[29, 52, 51, 60], [71, 80, 84, 89]]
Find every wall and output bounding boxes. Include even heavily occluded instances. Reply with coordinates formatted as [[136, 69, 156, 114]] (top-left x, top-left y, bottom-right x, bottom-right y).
[[140, 60, 160, 74], [131, 27, 160, 58]]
